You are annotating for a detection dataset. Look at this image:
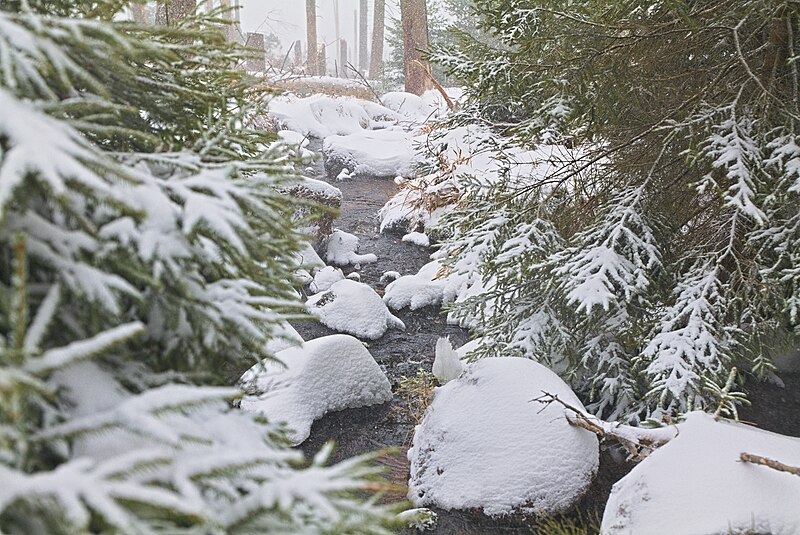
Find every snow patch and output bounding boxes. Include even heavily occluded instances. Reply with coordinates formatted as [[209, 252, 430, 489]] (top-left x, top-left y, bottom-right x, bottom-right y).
[[602, 412, 800, 535], [240, 335, 392, 445], [323, 128, 417, 178], [309, 266, 345, 293], [325, 229, 377, 267], [402, 232, 430, 247], [408, 357, 599, 517]]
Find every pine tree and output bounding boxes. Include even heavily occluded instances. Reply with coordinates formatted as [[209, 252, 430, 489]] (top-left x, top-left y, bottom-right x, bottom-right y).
[[0, 1, 400, 532], [430, 0, 799, 420]]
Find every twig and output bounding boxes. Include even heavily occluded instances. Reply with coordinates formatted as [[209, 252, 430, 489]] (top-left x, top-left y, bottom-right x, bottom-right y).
[[346, 62, 383, 105], [740, 453, 800, 477], [532, 392, 678, 460]]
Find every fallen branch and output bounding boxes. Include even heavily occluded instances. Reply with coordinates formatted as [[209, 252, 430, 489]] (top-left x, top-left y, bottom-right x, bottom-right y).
[[532, 392, 678, 460], [740, 453, 800, 477], [413, 59, 455, 112], [346, 62, 383, 105]]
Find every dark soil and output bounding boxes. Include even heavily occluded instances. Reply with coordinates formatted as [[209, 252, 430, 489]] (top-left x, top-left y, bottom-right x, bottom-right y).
[[292, 144, 800, 534]]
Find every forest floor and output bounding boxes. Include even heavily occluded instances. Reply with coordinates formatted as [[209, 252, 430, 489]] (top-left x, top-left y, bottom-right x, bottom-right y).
[[292, 146, 800, 534]]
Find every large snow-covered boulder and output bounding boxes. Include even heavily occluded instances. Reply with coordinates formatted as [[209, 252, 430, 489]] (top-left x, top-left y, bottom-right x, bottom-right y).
[[307, 279, 405, 340], [323, 128, 416, 178], [240, 335, 392, 445], [324, 229, 377, 267], [408, 357, 599, 517], [602, 412, 800, 535]]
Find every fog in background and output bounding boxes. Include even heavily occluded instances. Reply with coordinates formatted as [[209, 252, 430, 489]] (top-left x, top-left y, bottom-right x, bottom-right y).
[[238, 0, 399, 63]]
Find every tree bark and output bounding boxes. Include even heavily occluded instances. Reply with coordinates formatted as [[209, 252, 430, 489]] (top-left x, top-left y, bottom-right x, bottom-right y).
[[132, 3, 148, 23], [306, 0, 318, 75], [155, 0, 195, 25], [400, 0, 433, 95], [359, 0, 369, 72], [369, 0, 385, 78], [340, 39, 349, 78]]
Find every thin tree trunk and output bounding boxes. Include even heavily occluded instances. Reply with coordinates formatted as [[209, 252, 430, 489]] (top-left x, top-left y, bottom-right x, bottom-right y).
[[340, 39, 349, 78], [132, 3, 148, 23], [400, 0, 433, 95], [155, 0, 195, 25], [306, 0, 318, 75], [359, 0, 369, 72], [369, 0, 385, 78]]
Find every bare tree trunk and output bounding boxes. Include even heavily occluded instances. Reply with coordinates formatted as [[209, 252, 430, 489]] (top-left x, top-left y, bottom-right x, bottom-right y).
[[340, 39, 349, 78], [216, 0, 239, 41], [306, 0, 318, 75], [369, 0, 385, 78], [155, 0, 195, 25], [294, 40, 303, 71], [132, 3, 148, 23], [400, 0, 433, 95], [317, 44, 327, 76], [359, 0, 369, 72]]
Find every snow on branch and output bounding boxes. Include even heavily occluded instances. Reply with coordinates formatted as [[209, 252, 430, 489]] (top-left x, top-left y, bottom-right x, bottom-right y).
[[532, 392, 678, 459], [642, 263, 729, 412], [554, 186, 661, 315], [699, 112, 766, 225]]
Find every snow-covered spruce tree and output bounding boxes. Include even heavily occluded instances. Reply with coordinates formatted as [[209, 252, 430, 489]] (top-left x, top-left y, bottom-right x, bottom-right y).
[[0, 2, 399, 533], [430, 0, 799, 420]]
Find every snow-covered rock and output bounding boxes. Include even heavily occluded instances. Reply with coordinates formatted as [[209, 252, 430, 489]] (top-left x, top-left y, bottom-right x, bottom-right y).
[[432, 338, 466, 383], [306, 279, 405, 340], [402, 231, 430, 247], [408, 357, 599, 517], [380, 270, 401, 283], [601, 412, 800, 535], [309, 266, 345, 293], [383, 260, 452, 311], [240, 335, 392, 445], [323, 128, 417, 178], [325, 229, 377, 267]]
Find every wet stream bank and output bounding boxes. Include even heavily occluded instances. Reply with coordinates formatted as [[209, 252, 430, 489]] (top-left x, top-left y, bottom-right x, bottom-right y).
[[290, 144, 800, 534]]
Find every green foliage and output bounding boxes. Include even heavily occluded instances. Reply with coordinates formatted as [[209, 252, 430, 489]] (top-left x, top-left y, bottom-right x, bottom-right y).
[[0, 2, 401, 532], [431, 0, 800, 420]]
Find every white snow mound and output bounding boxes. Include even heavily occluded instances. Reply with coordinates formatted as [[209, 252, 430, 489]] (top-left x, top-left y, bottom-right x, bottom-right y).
[[432, 338, 466, 383], [323, 128, 417, 178], [240, 335, 392, 445], [408, 357, 599, 517], [325, 229, 378, 267], [601, 411, 800, 535], [307, 279, 405, 340], [402, 231, 430, 247], [309, 266, 345, 293]]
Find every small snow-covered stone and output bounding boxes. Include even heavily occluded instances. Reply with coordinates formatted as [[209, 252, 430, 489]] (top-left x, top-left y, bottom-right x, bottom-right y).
[[309, 266, 345, 293], [432, 338, 465, 383], [601, 412, 800, 535], [336, 167, 352, 181], [384, 261, 445, 311], [402, 231, 430, 247], [240, 335, 392, 445], [408, 357, 599, 517], [307, 279, 405, 340], [325, 229, 377, 267], [346, 272, 361, 282], [380, 271, 401, 283]]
